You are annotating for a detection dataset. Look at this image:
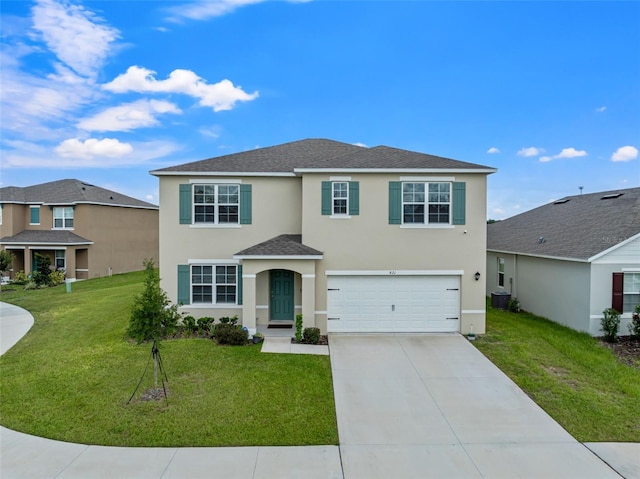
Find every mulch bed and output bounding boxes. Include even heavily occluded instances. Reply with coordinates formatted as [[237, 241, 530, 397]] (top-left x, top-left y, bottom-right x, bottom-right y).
[[292, 335, 329, 346], [600, 336, 640, 369]]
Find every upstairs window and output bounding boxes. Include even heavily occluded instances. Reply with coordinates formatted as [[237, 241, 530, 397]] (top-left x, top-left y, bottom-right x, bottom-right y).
[[402, 182, 451, 224], [332, 182, 348, 215], [192, 184, 239, 225], [53, 207, 73, 229]]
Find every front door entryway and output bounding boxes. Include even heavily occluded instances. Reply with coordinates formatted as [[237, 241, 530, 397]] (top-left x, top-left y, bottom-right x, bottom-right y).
[[270, 270, 294, 321]]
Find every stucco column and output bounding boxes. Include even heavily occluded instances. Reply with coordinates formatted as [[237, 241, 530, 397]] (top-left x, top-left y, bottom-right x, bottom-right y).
[[301, 274, 316, 331], [24, 248, 32, 274], [242, 273, 257, 335], [65, 248, 76, 281]]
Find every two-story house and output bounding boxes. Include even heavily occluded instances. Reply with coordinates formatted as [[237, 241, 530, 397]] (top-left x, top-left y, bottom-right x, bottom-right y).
[[0, 179, 159, 280], [151, 139, 495, 335]]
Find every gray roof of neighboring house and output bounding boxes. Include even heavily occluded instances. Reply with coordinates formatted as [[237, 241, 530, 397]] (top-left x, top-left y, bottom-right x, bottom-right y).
[[0, 230, 93, 245], [235, 234, 323, 257], [151, 139, 494, 174], [487, 187, 640, 261], [0, 179, 157, 209]]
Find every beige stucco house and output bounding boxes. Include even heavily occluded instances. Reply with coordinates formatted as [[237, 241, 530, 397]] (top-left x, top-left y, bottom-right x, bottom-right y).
[[487, 187, 640, 336], [151, 139, 496, 335], [0, 179, 159, 280]]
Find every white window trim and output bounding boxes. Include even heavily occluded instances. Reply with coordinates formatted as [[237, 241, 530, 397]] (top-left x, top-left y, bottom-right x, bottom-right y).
[[189, 178, 243, 184], [498, 257, 505, 288], [401, 181, 452, 226], [622, 272, 640, 314], [52, 207, 74, 230], [192, 184, 240, 226], [331, 181, 349, 216], [190, 263, 239, 306]]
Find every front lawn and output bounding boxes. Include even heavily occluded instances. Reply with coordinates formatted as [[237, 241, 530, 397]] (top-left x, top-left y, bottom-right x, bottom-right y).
[[0, 272, 338, 447], [475, 304, 640, 442]]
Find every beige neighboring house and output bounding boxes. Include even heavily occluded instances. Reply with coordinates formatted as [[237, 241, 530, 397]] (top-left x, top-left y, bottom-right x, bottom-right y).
[[0, 179, 159, 281], [487, 187, 640, 336], [151, 139, 495, 335]]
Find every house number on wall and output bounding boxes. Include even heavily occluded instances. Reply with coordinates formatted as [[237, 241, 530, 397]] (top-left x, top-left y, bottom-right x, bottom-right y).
[[389, 270, 397, 275]]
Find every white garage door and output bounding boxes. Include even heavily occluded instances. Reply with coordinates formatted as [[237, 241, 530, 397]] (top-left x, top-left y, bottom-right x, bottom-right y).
[[327, 275, 460, 333]]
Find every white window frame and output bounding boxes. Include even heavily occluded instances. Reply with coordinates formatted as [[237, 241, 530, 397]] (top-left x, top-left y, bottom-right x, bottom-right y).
[[332, 182, 349, 215], [498, 257, 505, 288], [191, 264, 238, 305], [55, 250, 66, 271], [623, 272, 640, 313], [30, 206, 40, 225], [402, 182, 451, 225], [193, 184, 239, 225], [53, 207, 73, 229]]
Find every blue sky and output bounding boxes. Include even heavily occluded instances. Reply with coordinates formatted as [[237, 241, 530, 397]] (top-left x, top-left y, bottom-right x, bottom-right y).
[[1, 0, 638, 219]]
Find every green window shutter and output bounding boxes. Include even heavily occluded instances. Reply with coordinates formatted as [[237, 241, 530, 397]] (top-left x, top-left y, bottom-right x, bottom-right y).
[[321, 181, 332, 215], [388, 182, 401, 224], [239, 184, 252, 224], [237, 265, 243, 305], [30, 206, 40, 224], [177, 264, 190, 305], [452, 182, 466, 225], [349, 181, 360, 215], [179, 184, 192, 224]]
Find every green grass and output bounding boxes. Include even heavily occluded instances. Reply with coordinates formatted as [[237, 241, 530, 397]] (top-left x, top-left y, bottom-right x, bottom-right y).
[[475, 304, 640, 442], [0, 272, 338, 447]]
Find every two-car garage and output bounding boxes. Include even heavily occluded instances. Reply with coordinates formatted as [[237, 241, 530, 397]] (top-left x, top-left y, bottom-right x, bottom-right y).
[[326, 273, 461, 333]]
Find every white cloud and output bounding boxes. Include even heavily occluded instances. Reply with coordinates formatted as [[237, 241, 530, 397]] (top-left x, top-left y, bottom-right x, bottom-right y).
[[595, 106, 606, 112], [166, 0, 265, 22], [103, 66, 259, 111], [611, 145, 638, 162], [517, 147, 544, 157], [198, 125, 222, 139], [31, 0, 119, 78], [353, 142, 367, 147], [55, 138, 133, 159], [539, 147, 588, 162], [487, 147, 500, 154], [78, 99, 182, 132]]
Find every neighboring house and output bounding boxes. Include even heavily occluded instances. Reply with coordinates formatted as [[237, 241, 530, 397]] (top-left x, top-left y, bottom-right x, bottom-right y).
[[151, 138, 495, 335], [0, 179, 159, 280], [486, 187, 640, 336]]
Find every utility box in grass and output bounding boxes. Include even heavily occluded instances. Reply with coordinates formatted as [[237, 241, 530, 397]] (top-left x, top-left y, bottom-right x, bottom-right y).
[[491, 291, 511, 310]]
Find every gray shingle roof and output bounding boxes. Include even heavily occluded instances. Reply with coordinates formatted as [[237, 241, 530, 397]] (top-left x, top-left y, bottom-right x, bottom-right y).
[[0, 179, 157, 209], [0, 230, 93, 245], [487, 187, 640, 261], [151, 139, 494, 174], [235, 234, 323, 257]]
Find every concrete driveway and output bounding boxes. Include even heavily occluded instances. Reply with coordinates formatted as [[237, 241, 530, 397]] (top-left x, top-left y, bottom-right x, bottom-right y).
[[330, 334, 623, 479]]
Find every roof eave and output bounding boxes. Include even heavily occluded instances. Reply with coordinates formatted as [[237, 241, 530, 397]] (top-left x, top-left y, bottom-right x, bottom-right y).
[[232, 254, 323, 260], [294, 168, 497, 174], [588, 231, 640, 263], [150, 170, 296, 178], [486, 248, 589, 263]]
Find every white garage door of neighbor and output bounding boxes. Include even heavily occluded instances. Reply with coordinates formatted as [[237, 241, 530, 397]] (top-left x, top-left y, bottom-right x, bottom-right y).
[[327, 275, 460, 333]]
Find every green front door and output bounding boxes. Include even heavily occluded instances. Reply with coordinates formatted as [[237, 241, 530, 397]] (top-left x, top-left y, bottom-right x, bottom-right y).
[[270, 270, 294, 321]]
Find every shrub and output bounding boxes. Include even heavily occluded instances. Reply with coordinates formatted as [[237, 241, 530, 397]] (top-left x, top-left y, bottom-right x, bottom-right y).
[[601, 308, 621, 343], [214, 323, 248, 345], [182, 315, 197, 333], [302, 327, 320, 344], [295, 314, 303, 342], [12, 271, 28, 285], [197, 316, 215, 335], [628, 305, 640, 338], [49, 270, 65, 286], [33, 253, 52, 287], [218, 315, 238, 326], [508, 297, 521, 313]]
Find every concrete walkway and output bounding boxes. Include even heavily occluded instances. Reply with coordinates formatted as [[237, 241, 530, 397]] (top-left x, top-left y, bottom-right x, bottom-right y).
[[1, 302, 639, 478]]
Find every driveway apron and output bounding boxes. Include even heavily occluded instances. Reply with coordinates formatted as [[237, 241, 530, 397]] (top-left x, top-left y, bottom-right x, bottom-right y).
[[329, 334, 622, 479]]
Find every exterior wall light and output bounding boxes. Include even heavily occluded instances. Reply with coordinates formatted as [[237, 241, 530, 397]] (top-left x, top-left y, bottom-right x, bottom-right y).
[[474, 272, 481, 281]]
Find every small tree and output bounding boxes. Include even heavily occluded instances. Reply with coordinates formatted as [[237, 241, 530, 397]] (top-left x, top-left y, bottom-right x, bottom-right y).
[[127, 260, 180, 343], [32, 252, 52, 287], [601, 308, 621, 343]]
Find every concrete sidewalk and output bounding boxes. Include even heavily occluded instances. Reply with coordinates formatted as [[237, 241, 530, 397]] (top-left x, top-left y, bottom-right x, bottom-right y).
[[1, 301, 639, 479]]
